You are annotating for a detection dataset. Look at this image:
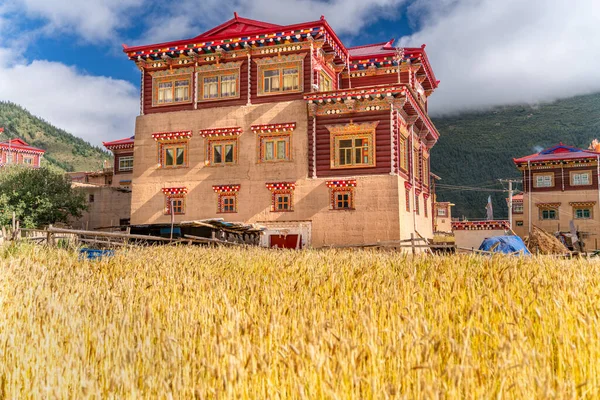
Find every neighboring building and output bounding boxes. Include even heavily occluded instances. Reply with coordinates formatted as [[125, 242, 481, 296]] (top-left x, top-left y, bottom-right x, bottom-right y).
[[452, 220, 510, 250], [0, 138, 45, 167], [68, 137, 134, 230], [122, 13, 440, 248], [434, 201, 454, 233], [514, 143, 600, 249], [507, 193, 525, 237]]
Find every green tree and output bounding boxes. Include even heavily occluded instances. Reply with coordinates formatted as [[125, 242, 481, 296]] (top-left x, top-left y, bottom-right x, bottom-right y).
[[0, 166, 87, 228]]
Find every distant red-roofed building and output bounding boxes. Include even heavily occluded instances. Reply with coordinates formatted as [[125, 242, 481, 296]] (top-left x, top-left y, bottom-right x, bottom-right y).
[[514, 143, 600, 249], [0, 138, 45, 168]]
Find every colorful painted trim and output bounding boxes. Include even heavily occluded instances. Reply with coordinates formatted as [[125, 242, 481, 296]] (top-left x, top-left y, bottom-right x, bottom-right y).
[[251, 123, 296, 133], [200, 127, 242, 137], [535, 202, 561, 208], [162, 187, 188, 195], [213, 184, 240, 193], [569, 201, 596, 207], [326, 179, 357, 188], [451, 221, 510, 231], [265, 182, 296, 190], [152, 131, 193, 141]]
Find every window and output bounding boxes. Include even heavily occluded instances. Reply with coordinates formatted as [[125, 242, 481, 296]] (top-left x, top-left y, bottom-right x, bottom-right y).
[[207, 139, 237, 166], [319, 71, 333, 91], [153, 75, 191, 106], [275, 194, 292, 211], [437, 208, 446, 217], [415, 193, 420, 215], [259, 135, 290, 162], [571, 171, 592, 186], [413, 147, 421, 180], [574, 208, 592, 219], [540, 208, 557, 220], [219, 195, 237, 213], [89, 194, 94, 203], [333, 190, 353, 210], [516, 220, 524, 227], [256, 55, 305, 96], [424, 196, 428, 217], [405, 188, 411, 212], [534, 174, 553, 188], [165, 197, 185, 215], [513, 203, 524, 213], [332, 135, 374, 168], [162, 144, 187, 168], [399, 136, 409, 172], [423, 156, 429, 186], [118, 156, 134, 172], [199, 73, 239, 101], [23, 157, 33, 165], [266, 182, 296, 212]]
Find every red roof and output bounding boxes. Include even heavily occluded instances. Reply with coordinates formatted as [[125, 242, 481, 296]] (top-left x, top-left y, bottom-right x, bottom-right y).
[[195, 13, 282, 39], [513, 143, 600, 164], [0, 138, 45, 154], [103, 136, 134, 151], [348, 40, 396, 58]]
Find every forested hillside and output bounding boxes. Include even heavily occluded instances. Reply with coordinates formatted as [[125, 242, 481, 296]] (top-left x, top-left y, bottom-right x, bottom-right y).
[[431, 93, 600, 219], [0, 102, 110, 172]]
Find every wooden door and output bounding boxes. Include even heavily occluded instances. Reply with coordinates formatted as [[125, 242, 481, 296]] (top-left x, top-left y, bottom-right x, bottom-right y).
[[269, 234, 302, 249]]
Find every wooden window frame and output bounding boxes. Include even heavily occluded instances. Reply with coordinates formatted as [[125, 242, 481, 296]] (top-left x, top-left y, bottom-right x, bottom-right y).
[[23, 157, 33, 165], [437, 208, 446, 217], [399, 136, 409, 172], [256, 55, 305, 97], [205, 138, 238, 166], [539, 208, 558, 220], [272, 192, 293, 212], [159, 141, 188, 169], [415, 193, 420, 215], [164, 196, 186, 215], [330, 132, 376, 169], [257, 132, 291, 163], [319, 71, 333, 92], [118, 155, 134, 172], [533, 173, 554, 188], [516, 220, 524, 227], [573, 207, 593, 219], [331, 188, 355, 211], [513, 203, 524, 214], [217, 193, 238, 214], [152, 73, 193, 107], [570, 170, 592, 186], [405, 188, 411, 212], [197, 68, 240, 102]]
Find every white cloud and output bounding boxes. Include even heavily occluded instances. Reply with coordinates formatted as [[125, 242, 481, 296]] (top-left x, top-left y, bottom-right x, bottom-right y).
[[14, 0, 143, 42], [0, 50, 139, 146], [399, 0, 600, 115]]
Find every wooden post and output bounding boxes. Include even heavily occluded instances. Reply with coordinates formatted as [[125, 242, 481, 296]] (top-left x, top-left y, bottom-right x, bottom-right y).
[[47, 224, 53, 246], [410, 233, 415, 255]]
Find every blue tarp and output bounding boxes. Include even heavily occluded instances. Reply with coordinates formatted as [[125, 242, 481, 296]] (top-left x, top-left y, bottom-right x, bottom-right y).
[[478, 236, 531, 255]]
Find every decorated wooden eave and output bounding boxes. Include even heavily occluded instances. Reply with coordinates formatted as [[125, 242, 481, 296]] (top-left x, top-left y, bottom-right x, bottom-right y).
[[152, 131, 193, 141], [162, 187, 188, 195], [535, 202, 561, 209], [103, 136, 134, 151], [570, 201, 596, 207], [265, 182, 296, 191], [250, 123, 296, 133], [0, 138, 46, 155], [123, 14, 349, 65], [305, 84, 439, 142], [199, 127, 243, 137], [213, 184, 241, 193], [326, 179, 357, 188], [451, 220, 510, 231]]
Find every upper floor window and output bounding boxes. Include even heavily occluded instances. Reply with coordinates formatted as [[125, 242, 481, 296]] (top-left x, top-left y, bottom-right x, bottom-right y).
[[118, 155, 134, 172], [163, 144, 186, 168], [327, 180, 357, 211], [540, 208, 557, 220], [534, 173, 554, 188], [23, 157, 33, 165], [255, 54, 305, 96], [150, 68, 193, 107], [399, 136, 409, 172], [571, 171, 592, 186], [266, 182, 296, 212], [319, 71, 333, 91], [252, 123, 295, 163], [328, 122, 378, 169], [437, 208, 447, 217], [513, 203, 524, 214]]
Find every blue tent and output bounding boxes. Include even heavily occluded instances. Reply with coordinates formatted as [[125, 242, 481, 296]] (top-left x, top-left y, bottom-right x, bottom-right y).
[[478, 236, 531, 255]]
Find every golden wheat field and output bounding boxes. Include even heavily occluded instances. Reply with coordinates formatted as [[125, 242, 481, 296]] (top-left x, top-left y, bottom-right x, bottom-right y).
[[1, 244, 600, 398]]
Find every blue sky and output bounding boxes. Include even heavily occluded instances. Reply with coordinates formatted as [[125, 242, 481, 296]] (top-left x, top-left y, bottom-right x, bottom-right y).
[[1, 0, 599, 145]]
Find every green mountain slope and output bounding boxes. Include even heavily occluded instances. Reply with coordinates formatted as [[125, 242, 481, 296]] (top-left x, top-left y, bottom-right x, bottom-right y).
[[0, 101, 111, 172], [431, 93, 600, 219]]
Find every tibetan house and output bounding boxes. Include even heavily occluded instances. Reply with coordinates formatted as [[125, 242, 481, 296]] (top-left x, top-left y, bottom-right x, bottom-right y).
[[122, 13, 440, 248], [0, 138, 45, 167], [514, 143, 600, 250], [67, 137, 134, 230]]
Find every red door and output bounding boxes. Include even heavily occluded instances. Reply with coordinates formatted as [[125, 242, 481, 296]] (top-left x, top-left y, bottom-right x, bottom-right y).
[[269, 234, 302, 249]]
